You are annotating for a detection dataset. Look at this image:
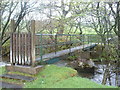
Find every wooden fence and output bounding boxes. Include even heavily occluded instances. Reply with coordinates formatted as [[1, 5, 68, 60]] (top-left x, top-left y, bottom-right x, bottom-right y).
[[10, 20, 35, 66], [10, 33, 32, 65]]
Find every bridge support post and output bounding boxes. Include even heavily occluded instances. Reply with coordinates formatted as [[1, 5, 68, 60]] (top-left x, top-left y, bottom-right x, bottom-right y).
[[10, 20, 15, 65], [31, 20, 35, 67]]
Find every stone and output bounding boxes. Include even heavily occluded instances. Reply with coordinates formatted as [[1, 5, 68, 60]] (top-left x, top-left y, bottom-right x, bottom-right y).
[[0, 81, 23, 88], [0, 74, 35, 81]]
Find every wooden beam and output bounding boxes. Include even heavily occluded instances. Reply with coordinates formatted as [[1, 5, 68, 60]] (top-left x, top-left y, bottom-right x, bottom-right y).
[[6, 65, 43, 75], [10, 20, 15, 65], [31, 20, 35, 67]]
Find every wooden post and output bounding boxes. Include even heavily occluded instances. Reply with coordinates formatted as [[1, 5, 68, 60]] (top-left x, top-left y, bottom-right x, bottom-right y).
[[0, 6, 2, 62], [10, 20, 15, 65], [31, 20, 35, 67], [11, 20, 15, 31]]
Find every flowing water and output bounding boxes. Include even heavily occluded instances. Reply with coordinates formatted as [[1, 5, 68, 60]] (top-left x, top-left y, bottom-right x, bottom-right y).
[[76, 62, 120, 87], [55, 60, 119, 87]]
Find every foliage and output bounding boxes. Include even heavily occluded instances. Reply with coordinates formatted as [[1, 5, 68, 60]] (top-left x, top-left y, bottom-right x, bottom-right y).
[[2, 40, 10, 55], [101, 44, 118, 61], [67, 54, 78, 61]]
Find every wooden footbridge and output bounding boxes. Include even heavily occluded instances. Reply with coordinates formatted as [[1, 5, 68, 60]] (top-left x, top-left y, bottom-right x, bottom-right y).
[[1, 20, 118, 88], [35, 43, 97, 62], [3, 19, 118, 88], [5, 20, 99, 68], [6, 20, 100, 74], [10, 32, 97, 65]]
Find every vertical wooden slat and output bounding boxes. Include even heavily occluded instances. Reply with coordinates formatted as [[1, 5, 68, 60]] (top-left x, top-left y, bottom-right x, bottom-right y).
[[17, 33, 19, 64], [21, 33, 23, 65], [29, 34, 32, 65], [24, 33, 27, 65], [14, 33, 17, 64], [23, 33, 25, 65], [20, 34, 22, 65], [10, 33, 13, 64], [14, 33, 16, 64], [27, 33, 31, 65], [18, 33, 21, 65], [26, 33, 29, 65], [12, 34, 15, 64], [15, 33, 18, 64], [21, 33, 24, 65]]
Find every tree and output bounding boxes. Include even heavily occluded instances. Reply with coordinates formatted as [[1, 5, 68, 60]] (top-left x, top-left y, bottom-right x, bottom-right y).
[[88, 2, 120, 86], [108, 2, 120, 86], [0, 0, 38, 56]]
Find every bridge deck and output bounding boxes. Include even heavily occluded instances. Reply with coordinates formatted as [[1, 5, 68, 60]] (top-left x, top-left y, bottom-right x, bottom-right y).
[[35, 43, 96, 61]]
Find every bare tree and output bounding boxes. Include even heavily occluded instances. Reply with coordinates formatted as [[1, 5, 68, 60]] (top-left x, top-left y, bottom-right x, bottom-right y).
[[108, 2, 120, 86], [0, 0, 38, 56]]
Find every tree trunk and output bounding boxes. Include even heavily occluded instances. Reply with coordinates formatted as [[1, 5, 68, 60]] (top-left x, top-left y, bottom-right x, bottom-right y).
[[102, 67, 109, 85], [102, 63, 110, 85], [116, 2, 120, 86], [0, 1, 2, 61]]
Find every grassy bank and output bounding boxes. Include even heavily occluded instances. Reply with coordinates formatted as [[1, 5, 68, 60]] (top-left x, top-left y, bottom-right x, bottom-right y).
[[0, 65, 116, 88], [24, 65, 115, 88]]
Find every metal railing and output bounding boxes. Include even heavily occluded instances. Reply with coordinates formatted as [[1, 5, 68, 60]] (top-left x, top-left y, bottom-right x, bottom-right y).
[[35, 34, 103, 61]]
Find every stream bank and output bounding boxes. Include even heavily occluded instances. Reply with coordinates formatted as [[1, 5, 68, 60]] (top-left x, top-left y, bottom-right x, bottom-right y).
[[54, 60, 120, 87]]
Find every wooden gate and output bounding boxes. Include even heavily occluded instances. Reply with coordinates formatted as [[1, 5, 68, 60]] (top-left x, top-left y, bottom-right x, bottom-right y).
[[10, 33, 32, 65]]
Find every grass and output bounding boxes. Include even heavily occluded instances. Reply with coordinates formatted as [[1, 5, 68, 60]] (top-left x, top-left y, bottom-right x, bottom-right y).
[[24, 65, 77, 88], [0, 66, 5, 75], [82, 27, 97, 34], [0, 65, 117, 88], [49, 77, 113, 88], [24, 65, 116, 88]]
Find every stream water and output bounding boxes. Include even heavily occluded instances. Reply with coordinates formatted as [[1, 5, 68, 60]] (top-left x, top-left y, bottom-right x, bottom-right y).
[[55, 60, 119, 87], [77, 63, 119, 87]]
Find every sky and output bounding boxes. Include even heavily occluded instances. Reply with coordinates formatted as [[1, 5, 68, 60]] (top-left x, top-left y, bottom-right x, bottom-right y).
[[2, 0, 117, 21], [9, 0, 120, 2]]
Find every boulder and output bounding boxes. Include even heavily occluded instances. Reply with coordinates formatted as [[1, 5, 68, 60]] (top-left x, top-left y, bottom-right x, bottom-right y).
[[68, 58, 95, 69], [77, 58, 95, 68]]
